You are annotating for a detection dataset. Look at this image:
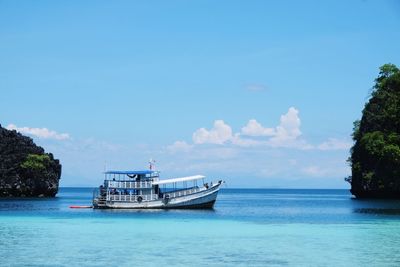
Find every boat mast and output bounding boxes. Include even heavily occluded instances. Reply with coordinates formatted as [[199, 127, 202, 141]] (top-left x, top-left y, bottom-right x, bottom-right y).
[[149, 159, 156, 171]]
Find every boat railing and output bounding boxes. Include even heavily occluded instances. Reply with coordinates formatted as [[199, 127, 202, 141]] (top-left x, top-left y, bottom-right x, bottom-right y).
[[107, 194, 158, 202], [106, 187, 204, 202], [107, 180, 153, 189], [164, 187, 202, 198]]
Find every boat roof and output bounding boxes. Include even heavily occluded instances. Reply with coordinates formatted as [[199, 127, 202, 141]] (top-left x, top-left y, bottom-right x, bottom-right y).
[[104, 170, 157, 175], [153, 175, 205, 185]]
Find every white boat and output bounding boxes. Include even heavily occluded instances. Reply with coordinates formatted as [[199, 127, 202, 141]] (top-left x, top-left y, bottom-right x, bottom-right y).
[[92, 169, 224, 209]]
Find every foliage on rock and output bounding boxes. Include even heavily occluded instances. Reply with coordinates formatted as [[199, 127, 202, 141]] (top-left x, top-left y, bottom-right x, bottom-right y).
[[21, 154, 51, 171]]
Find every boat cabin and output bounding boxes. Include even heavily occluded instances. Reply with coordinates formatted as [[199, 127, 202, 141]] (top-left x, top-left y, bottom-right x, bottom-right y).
[[97, 170, 208, 203]]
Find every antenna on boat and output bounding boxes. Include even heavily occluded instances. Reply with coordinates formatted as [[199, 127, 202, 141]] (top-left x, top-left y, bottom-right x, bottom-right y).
[[149, 159, 156, 170]]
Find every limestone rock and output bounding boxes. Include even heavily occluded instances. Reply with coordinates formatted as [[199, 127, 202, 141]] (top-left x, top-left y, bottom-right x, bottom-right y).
[[0, 124, 61, 197]]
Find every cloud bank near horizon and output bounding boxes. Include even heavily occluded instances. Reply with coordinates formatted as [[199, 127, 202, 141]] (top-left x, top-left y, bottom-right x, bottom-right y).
[[5, 109, 352, 187], [170, 107, 352, 152]]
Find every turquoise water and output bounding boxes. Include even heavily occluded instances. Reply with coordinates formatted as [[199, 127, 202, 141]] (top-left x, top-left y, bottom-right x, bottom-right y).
[[1, 188, 400, 266]]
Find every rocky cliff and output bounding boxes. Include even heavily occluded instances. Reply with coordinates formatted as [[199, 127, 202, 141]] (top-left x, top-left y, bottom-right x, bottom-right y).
[[348, 64, 400, 198], [0, 124, 61, 197]]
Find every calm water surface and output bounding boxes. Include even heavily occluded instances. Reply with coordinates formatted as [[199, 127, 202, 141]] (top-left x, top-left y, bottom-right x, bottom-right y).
[[1, 188, 400, 266]]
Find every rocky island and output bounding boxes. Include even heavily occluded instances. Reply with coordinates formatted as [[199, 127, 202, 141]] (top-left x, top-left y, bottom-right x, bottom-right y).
[[0, 124, 61, 197], [348, 64, 400, 198]]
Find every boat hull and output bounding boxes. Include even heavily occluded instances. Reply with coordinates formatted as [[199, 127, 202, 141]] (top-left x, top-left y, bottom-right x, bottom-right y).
[[94, 183, 222, 209]]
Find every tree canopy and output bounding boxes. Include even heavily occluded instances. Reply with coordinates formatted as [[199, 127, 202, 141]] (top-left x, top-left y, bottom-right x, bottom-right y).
[[348, 63, 400, 198]]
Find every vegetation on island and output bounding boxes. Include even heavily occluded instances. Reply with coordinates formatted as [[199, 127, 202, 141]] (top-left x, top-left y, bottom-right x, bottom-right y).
[[21, 154, 51, 171], [347, 64, 400, 198]]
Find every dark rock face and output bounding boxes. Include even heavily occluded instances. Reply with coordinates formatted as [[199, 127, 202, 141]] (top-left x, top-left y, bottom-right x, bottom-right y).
[[348, 64, 400, 199], [0, 124, 61, 197]]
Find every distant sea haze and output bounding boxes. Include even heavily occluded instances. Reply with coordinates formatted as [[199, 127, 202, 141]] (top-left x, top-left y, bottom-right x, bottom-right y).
[[1, 188, 400, 266]]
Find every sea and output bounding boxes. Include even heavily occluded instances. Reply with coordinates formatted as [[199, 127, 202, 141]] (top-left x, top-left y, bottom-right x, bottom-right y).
[[1, 188, 400, 267]]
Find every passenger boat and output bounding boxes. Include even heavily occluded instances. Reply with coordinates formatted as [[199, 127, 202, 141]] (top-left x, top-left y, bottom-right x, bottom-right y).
[[92, 169, 224, 209]]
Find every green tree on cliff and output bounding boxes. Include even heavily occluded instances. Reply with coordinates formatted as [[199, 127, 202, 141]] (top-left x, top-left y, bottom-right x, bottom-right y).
[[21, 154, 50, 171], [348, 63, 400, 198]]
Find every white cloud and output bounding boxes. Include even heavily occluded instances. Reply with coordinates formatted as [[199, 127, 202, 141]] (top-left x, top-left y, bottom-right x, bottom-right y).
[[231, 133, 263, 147], [318, 138, 352, 151], [241, 119, 275, 136], [6, 124, 70, 140], [167, 141, 193, 153], [187, 107, 307, 149], [239, 107, 309, 149], [269, 107, 302, 146], [240, 107, 302, 144], [192, 120, 233, 145]]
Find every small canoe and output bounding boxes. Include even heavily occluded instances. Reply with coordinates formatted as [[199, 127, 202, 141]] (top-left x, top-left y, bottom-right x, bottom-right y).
[[69, 205, 92, 209]]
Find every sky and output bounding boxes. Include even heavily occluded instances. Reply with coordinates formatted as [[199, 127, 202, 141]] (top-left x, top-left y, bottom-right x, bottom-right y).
[[1, 0, 400, 188]]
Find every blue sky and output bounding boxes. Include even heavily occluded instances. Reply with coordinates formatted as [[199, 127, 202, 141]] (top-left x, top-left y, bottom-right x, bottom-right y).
[[1, 0, 399, 188]]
